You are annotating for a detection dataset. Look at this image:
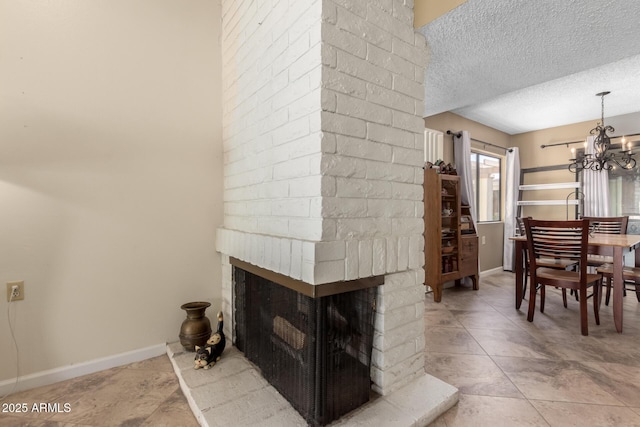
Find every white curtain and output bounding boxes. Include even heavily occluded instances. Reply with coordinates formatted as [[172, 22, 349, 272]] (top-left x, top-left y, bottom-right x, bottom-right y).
[[454, 131, 477, 226], [502, 147, 520, 271], [583, 135, 610, 216]]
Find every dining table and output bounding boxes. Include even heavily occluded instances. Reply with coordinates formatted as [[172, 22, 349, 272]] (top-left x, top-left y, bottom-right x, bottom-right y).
[[511, 233, 640, 332]]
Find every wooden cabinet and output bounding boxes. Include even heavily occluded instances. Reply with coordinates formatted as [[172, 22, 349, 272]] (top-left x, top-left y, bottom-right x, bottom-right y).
[[424, 169, 479, 302]]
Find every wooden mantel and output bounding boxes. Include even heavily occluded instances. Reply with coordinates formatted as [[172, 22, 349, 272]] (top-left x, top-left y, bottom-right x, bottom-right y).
[[230, 257, 384, 299]]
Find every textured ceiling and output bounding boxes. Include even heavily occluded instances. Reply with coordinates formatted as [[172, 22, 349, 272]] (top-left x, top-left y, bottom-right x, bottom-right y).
[[418, 0, 640, 135]]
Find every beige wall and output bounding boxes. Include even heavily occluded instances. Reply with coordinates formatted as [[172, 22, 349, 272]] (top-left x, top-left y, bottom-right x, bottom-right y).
[[425, 112, 509, 272], [0, 0, 223, 381], [511, 120, 593, 169], [511, 120, 593, 220], [478, 222, 504, 271], [414, 0, 467, 27], [422, 113, 613, 270], [425, 111, 510, 162]]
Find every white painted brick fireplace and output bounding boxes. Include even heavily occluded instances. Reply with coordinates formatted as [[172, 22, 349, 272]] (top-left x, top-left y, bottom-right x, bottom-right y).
[[216, 0, 429, 397]]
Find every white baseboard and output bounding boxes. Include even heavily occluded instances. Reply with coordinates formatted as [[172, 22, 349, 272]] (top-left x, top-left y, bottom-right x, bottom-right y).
[[0, 343, 166, 396], [480, 266, 504, 277]]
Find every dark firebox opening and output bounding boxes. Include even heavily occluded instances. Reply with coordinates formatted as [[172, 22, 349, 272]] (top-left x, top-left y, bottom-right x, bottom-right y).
[[234, 267, 377, 426]]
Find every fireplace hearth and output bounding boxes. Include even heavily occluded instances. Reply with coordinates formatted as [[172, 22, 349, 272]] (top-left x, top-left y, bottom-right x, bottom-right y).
[[234, 265, 379, 426]]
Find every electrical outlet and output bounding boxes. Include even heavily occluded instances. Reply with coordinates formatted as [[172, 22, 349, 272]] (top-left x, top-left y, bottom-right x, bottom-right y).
[[481, 236, 486, 245], [6, 281, 24, 302]]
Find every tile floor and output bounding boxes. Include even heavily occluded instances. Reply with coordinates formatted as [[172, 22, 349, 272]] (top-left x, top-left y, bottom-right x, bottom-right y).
[[0, 354, 198, 427], [427, 271, 640, 426], [3, 271, 640, 426]]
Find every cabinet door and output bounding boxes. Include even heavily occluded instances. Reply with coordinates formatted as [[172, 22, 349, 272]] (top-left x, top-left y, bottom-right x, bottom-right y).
[[423, 169, 442, 286], [440, 177, 460, 275], [461, 236, 478, 262], [461, 236, 478, 277]]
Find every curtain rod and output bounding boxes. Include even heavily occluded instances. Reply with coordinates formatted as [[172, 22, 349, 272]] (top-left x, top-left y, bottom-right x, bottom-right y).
[[446, 130, 513, 152], [540, 132, 640, 149]]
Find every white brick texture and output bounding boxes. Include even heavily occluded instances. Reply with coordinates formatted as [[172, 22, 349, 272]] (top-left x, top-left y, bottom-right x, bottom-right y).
[[220, 0, 323, 243], [218, 0, 428, 396]]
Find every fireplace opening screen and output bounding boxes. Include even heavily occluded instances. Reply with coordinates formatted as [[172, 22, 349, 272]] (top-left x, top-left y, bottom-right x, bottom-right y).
[[234, 267, 377, 426]]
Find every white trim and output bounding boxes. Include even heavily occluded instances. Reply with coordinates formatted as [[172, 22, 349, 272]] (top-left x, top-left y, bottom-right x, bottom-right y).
[[517, 200, 579, 206], [0, 343, 166, 395], [424, 128, 444, 163], [480, 266, 504, 277], [519, 182, 580, 190]]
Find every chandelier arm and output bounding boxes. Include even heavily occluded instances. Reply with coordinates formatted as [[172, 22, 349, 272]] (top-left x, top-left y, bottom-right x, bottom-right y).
[[612, 158, 625, 169], [612, 156, 637, 170], [568, 162, 581, 173]]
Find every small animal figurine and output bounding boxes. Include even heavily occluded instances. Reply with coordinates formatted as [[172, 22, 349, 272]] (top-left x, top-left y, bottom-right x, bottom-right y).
[[193, 345, 216, 370], [194, 311, 226, 370]]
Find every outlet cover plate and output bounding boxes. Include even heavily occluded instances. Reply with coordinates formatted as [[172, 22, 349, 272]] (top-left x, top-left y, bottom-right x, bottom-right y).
[[6, 281, 24, 302]]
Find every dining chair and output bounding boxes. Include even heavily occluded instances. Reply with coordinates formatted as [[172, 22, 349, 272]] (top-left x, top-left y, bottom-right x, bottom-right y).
[[516, 217, 578, 305], [596, 263, 640, 305], [582, 216, 629, 267], [523, 218, 602, 336]]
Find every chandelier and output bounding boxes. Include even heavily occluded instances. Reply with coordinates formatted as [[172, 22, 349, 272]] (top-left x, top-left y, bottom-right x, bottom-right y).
[[568, 91, 636, 173]]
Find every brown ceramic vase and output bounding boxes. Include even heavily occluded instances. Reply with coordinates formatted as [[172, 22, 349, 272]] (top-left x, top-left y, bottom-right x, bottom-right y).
[[179, 301, 212, 351]]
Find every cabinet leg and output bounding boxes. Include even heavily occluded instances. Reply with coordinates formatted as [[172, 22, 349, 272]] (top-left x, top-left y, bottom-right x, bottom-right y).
[[471, 275, 479, 290], [432, 284, 442, 302]]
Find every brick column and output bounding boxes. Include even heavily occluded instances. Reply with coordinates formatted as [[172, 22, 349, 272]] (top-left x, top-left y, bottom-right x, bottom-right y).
[[217, 0, 428, 395]]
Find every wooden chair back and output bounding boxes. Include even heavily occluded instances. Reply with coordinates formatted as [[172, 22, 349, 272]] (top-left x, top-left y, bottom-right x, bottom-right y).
[[583, 216, 629, 257], [524, 218, 589, 280], [523, 218, 600, 335], [516, 217, 526, 236], [582, 216, 629, 235]]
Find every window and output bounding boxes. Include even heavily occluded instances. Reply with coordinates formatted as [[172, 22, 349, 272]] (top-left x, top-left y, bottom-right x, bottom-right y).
[[577, 142, 640, 234], [470, 152, 502, 222], [606, 144, 640, 234]]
